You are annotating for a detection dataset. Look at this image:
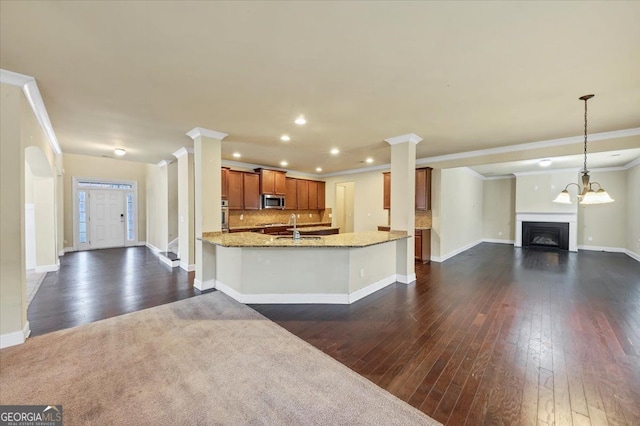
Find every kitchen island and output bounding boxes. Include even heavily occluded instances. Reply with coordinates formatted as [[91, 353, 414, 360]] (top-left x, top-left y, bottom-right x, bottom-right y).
[[198, 231, 410, 304]]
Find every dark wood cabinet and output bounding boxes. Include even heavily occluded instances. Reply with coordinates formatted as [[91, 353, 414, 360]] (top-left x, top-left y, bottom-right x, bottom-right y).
[[257, 169, 287, 195], [221, 167, 229, 199], [415, 167, 432, 211], [243, 173, 260, 210], [227, 170, 244, 210], [415, 229, 431, 264], [383, 168, 431, 211], [297, 180, 309, 209], [317, 181, 326, 210], [285, 178, 297, 210], [383, 172, 391, 210], [308, 180, 318, 210]]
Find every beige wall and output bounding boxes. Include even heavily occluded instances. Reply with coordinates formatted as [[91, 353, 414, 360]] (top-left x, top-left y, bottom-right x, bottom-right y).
[[515, 171, 578, 214], [577, 170, 627, 249], [167, 161, 179, 243], [483, 178, 516, 241], [145, 164, 169, 251], [324, 169, 388, 232], [63, 153, 147, 248], [626, 164, 640, 256], [438, 168, 484, 257]]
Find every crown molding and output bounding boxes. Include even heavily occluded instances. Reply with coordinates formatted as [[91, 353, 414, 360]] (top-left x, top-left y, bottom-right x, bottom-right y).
[[484, 175, 516, 180], [513, 167, 581, 177], [172, 147, 194, 159], [157, 160, 169, 167], [460, 167, 486, 180], [624, 157, 640, 169], [1, 69, 62, 155], [384, 133, 423, 145], [320, 163, 390, 178], [415, 128, 640, 166], [186, 127, 228, 141]]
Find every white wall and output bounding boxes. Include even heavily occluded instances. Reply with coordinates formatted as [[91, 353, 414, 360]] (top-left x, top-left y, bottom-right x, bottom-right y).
[[167, 161, 179, 243], [146, 164, 169, 251], [515, 171, 578, 214], [483, 178, 515, 242], [627, 163, 640, 258], [324, 169, 388, 232]]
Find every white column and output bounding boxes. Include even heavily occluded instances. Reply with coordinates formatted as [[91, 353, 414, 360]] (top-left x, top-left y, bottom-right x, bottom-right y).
[[186, 127, 228, 290], [173, 147, 195, 271], [385, 133, 422, 284]]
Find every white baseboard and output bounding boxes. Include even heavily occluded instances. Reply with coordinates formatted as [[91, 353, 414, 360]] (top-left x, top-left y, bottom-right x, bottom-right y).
[[215, 274, 397, 305], [482, 238, 515, 245], [145, 242, 162, 254], [137, 241, 147, 247], [35, 263, 59, 273], [194, 278, 215, 291], [396, 273, 416, 284], [0, 321, 30, 349], [578, 245, 626, 253], [625, 249, 640, 262], [159, 255, 179, 268], [58, 250, 65, 256], [64, 246, 75, 253], [180, 262, 195, 272], [431, 239, 483, 263]]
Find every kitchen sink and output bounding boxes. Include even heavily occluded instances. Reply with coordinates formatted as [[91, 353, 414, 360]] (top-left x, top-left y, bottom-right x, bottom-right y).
[[275, 236, 322, 240]]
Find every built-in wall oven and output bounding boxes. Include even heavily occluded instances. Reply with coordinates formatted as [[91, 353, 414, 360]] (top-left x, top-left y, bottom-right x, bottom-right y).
[[221, 199, 229, 232]]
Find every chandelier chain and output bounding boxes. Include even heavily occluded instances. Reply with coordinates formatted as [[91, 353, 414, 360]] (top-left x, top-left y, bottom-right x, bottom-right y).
[[583, 97, 588, 173]]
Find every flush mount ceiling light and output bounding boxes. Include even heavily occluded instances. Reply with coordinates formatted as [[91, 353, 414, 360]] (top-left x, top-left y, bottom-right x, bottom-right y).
[[330, 148, 340, 155], [553, 94, 614, 205], [365, 158, 374, 164], [538, 159, 552, 167], [294, 116, 306, 125], [315, 167, 322, 172], [280, 160, 288, 167], [114, 148, 126, 156], [280, 135, 290, 142], [232, 152, 241, 158]]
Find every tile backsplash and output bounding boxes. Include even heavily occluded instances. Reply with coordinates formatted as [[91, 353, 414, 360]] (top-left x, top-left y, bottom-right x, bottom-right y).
[[415, 210, 432, 228], [229, 209, 332, 227]]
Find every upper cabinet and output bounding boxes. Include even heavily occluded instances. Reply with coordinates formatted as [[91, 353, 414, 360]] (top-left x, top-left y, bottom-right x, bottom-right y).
[[285, 177, 298, 210], [317, 181, 326, 210], [415, 167, 432, 211], [243, 173, 260, 210], [297, 179, 309, 210], [256, 169, 286, 195], [227, 170, 260, 210], [382, 167, 432, 211], [221, 167, 229, 199], [308, 180, 318, 210]]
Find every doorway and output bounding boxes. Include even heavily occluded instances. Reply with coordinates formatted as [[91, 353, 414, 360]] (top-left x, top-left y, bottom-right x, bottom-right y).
[[334, 182, 354, 233], [89, 190, 125, 249]]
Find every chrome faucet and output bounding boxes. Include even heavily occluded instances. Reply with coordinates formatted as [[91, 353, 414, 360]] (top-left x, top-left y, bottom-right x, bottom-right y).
[[290, 213, 300, 240]]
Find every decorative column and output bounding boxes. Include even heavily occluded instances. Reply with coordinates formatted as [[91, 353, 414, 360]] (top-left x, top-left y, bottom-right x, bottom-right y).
[[186, 127, 228, 291], [172, 147, 195, 271], [385, 133, 422, 284]]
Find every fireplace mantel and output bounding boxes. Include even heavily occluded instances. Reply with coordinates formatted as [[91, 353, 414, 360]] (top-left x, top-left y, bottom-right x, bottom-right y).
[[515, 212, 577, 252]]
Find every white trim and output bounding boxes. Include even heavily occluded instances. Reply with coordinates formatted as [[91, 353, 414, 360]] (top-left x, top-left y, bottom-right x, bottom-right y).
[[159, 254, 179, 268], [145, 242, 162, 254], [396, 273, 417, 284], [156, 160, 169, 168], [484, 175, 516, 181], [194, 278, 215, 291], [624, 157, 640, 169], [461, 167, 486, 180], [415, 128, 640, 166], [186, 127, 228, 141], [64, 246, 74, 253], [625, 250, 640, 262], [320, 163, 389, 178], [348, 275, 397, 302], [179, 262, 195, 272], [578, 245, 626, 253], [483, 238, 515, 245], [172, 147, 194, 159], [513, 168, 582, 177], [58, 250, 65, 256], [515, 212, 578, 252], [431, 239, 483, 263], [35, 263, 59, 273], [385, 133, 423, 145], [0, 69, 62, 155], [137, 241, 147, 247], [0, 321, 30, 349]]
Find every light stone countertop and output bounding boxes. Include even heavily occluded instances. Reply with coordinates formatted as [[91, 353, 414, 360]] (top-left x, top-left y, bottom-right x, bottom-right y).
[[229, 222, 331, 231], [286, 226, 340, 233], [200, 230, 409, 248], [378, 225, 431, 230]]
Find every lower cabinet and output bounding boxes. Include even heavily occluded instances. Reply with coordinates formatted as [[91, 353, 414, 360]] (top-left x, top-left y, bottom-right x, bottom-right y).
[[415, 229, 431, 264]]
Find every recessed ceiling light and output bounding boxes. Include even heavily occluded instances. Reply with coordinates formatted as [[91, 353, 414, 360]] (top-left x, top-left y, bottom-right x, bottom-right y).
[[315, 167, 322, 172], [280, 160, 288, 167], [294, 116, 306, 125], [365, 158, 374, 164], [232, 152, 241, 158], [330, 148, 340, 155], [114, 148, 126, 156], [538, 159, 552, 167], [280, 135, 290, 142]]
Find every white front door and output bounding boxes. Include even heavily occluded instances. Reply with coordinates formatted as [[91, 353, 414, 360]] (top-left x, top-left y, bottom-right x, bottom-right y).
[[89, 190, 125, 249]]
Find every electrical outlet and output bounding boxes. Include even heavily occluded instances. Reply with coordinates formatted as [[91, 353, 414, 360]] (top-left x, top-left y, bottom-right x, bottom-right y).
[[498, 231, 502, 236], [588, 236, 593, 241], [309, 214, 312, 218], [329, 213, 332, 218], [360, 268, 364, 278], [240, 214, 243, 220], [297, 214, 300, 218]]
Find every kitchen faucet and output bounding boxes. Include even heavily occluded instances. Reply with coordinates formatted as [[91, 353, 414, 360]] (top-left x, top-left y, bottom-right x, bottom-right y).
[[289, 213, 300, 240]]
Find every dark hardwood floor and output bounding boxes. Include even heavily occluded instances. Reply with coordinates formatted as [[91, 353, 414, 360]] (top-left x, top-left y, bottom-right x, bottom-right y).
[[28, 246, 198, 336], [28, 243, 639, 424], [252, 244, 640, 425]]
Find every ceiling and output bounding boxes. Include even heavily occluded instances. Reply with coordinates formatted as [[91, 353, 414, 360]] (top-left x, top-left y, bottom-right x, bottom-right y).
[[1, 1, 639, 174]]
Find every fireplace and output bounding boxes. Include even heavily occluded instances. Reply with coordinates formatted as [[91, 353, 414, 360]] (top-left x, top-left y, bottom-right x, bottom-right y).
[[522, 221, 569, 250]]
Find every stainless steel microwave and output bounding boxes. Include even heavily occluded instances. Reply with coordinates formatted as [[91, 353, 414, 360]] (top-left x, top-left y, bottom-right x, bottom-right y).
[[261, 194, 285, 210]]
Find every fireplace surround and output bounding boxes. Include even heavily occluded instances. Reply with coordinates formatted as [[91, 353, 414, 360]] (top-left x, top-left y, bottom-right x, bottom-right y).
[[515, 212, 577, 252], [522, 221, 569, 250]]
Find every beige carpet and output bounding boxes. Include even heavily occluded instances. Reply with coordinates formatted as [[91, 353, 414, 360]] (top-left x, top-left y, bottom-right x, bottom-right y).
[[1, 291, 440, 425]]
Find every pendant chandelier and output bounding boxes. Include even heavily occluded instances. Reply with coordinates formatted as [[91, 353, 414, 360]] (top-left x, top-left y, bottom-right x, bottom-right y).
[[552, 94, 614, 205]]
